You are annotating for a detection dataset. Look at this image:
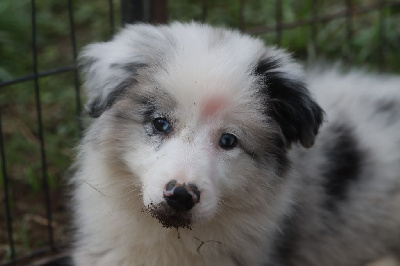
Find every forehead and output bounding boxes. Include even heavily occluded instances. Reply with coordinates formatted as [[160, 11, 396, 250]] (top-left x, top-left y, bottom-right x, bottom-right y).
[[144, 24, 264, 102], [151, 57, 263, 120], [148, 67, 263, 126], [120, 24, 271, 128]]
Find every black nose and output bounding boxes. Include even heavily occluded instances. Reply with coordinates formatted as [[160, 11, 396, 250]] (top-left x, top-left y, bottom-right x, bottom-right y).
[[163, 180, 200, 212]]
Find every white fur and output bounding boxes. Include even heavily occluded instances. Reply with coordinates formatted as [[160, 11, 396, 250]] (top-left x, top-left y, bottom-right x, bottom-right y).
[[71, 22, 400, 266]]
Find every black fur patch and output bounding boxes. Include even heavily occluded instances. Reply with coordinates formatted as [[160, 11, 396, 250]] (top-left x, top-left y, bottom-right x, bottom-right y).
[[265, 133, 290, 176], [230, 254, 245, 266], [110, 62, 148, 73], [374, 99, 400, 124], [130, 89, 178, 123], [322, 123, 363, 209], [375, 99, 397, 113], [83, 60, 147, 118], [268, 206, 301, 266], [87, 78, 138, 118], [255, 57, 324, 148], [138, 97, 157, 123], [77, 56, 98, 72]]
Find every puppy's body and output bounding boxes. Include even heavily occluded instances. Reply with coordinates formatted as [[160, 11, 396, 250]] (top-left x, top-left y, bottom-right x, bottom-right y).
[[71, 23, 400, 266], [274, 70, 400, 265]]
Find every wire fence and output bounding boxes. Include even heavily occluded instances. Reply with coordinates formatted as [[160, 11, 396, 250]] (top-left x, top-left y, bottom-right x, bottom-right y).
[[0, 0, 399, 265]]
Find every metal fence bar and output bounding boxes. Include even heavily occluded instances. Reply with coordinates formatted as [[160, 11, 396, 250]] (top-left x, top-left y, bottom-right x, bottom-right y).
[[201, 0, 207, 22], [68, 0, 83, 134], [0, 106, 15, 261], [0, 1, 396, 89], [31, 0, 55, 251], [0, 1, 119, 264], [378, 0, 386, 71], [238, 0, 245, 30], [121, 0, 144, 25], [246, 0, 400, 35], [0, 66, 75, 88], [109, 0, 115, 36], [311, 0, 318, 56], [346, 0, 353, 64], [150, 0, 168, 23], [0, 247, 53, 266], [275, 0, 283, 45]]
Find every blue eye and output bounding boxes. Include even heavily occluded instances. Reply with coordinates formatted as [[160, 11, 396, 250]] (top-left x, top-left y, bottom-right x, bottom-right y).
[[219, 133, 238, 149], [153, 118, 171, 134]]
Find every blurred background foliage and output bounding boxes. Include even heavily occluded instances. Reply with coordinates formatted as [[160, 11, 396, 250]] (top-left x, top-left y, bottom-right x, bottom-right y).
[[0, 0, 399, 261]]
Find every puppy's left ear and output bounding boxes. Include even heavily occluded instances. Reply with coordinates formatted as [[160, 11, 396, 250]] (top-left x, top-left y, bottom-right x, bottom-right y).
[[255, 52, 324, 148], [78, 42, 147, 118]]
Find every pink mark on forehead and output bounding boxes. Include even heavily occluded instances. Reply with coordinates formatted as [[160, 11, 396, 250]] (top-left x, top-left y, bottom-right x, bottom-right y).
[[201, 97, 226, 118]]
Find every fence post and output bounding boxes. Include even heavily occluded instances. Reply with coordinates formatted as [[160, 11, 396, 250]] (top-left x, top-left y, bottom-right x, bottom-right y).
[[275, 0, 283, 45], [0, 106, 15, 261], [345, 0, 353, 65], [121, 0, 168, 25], [121, 0, 144, 24], [150, 0, 168, 24], [31, 0, 55, 251]]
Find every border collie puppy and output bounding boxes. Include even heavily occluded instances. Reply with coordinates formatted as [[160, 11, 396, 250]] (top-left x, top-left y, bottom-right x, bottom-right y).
[[71, 22, 400, 266]]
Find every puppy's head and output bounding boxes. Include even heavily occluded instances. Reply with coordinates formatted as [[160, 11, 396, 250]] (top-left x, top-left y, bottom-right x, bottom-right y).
[[79, 23, 323, 228]]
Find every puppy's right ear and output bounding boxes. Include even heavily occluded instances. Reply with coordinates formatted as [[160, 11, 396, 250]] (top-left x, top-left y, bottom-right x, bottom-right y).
[[255, 50, 324, 148], [78, 42, 146, 118]]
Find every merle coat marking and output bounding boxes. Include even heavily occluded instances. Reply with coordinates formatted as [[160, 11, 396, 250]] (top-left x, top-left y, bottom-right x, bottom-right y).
[[71, 22, 400, 266]]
